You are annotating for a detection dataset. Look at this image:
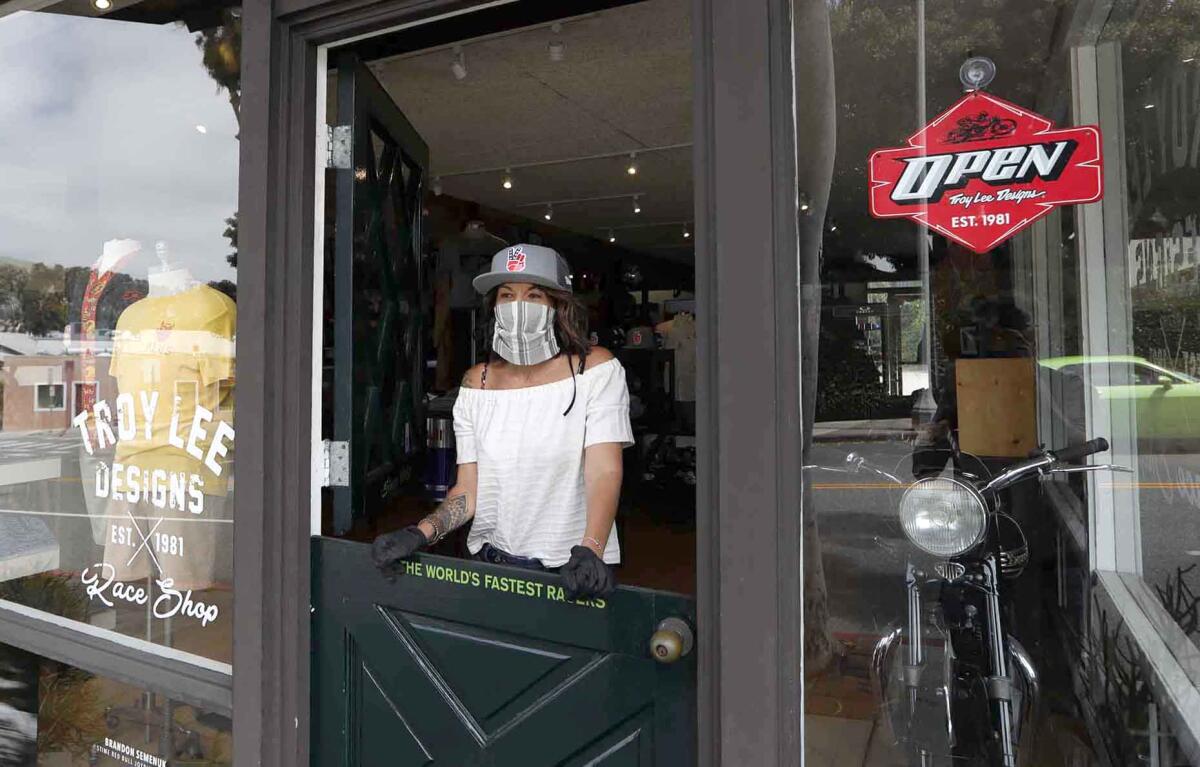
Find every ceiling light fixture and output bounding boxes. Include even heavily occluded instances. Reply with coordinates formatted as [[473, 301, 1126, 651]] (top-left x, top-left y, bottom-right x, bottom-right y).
[[544, 203, 553, 221], [608, 229, 616, 243], [450, 46, 468, 81], [1185, 57, 1196, 63], [632, 195, 642, 214], [683, 223, 691, 239], [548, 23, 565, 62], [502, 168, 513, 190], [432, 177, 443, 196], [799, 191, 812, 214], [1145, 103, 1156, 110], [92, 0, 112, 10], [626, 152, 638, 176], [828, 219, 838, 232], [194, 124, 207, 134]]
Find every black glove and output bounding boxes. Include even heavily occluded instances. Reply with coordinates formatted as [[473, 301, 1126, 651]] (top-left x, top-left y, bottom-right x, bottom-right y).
[[561, 545, 615, 601], [371, 526, 429, 579]]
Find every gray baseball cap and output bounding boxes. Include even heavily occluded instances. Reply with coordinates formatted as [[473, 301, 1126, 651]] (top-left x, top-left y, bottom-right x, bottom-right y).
[[472, 243, 573, 295]]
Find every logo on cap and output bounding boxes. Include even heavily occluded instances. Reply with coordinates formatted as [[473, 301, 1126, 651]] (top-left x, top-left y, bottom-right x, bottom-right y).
[[506, 247, 526, 272]]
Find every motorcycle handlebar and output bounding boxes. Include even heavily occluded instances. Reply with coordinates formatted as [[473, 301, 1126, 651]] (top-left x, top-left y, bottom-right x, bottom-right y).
[[1051, 438, 1110, 463]]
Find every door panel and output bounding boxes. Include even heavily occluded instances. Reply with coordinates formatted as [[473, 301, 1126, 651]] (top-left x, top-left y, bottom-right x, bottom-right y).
[[312, 537, 696, 766], [331, 53, 429, 535]]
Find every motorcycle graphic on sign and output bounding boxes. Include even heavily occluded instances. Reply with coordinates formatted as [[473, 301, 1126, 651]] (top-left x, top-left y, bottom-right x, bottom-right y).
[[868, 90, 1103, 253]]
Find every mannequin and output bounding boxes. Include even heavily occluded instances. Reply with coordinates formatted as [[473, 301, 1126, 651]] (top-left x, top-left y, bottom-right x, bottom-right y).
[[147, 240, 195, 297], [103, 241, 236, 593], [657, 310, 697, 432], [434, 221, 508, 389]]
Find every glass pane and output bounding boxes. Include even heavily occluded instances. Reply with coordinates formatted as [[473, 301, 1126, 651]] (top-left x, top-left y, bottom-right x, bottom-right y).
[[0, 2, 241, 665], [800, 0, 1193, 763], [1110, 0, 1200, 671], [0, 640, 231, 765]]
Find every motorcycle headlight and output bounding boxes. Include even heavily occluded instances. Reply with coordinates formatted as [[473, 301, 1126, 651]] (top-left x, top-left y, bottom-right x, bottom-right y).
[[898, 476, 987, 557]]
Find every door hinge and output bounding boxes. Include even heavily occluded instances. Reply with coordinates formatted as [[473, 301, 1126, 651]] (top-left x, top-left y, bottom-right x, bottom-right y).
[[325, 125, 352, 169], [322, 440, 350, 487]]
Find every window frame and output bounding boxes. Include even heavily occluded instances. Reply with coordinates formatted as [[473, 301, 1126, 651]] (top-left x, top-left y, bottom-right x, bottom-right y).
[[235, 0, 806, 765], [0, 0, 235, 729], [32, 382, 65, 412], [1048, 1, 1200, 760]]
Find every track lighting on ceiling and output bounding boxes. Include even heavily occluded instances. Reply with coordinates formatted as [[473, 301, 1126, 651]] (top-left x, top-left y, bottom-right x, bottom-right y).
[[432, 177, 443, 196], [92, 0, 112, 10], [608, 229, 616, 243], [548, 23, 565, 62], [544, 204, 553, 221], [683, 222, 691, 239], [450, 46, 468, 81], [626, 152, 638, 176], [632, 195, 642, 214], [501, 168, 514, 190]]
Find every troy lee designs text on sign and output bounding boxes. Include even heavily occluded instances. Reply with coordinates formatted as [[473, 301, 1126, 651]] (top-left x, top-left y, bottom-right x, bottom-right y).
[[868, 91, 1103, 253]]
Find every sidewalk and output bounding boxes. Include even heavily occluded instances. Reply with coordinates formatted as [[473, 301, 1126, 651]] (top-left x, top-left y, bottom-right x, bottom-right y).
[[806, 633, 904, 765]]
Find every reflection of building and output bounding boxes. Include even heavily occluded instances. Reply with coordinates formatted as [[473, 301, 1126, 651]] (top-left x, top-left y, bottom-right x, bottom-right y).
[[0, 352, 115, 432]]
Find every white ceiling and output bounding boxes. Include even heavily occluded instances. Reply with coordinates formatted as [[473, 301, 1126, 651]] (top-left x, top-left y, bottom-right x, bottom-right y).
[[366, 0, 693, 257]]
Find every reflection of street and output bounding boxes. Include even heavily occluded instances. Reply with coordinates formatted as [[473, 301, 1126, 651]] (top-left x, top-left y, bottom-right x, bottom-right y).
[[0, 430, 90, 571], [0, 429, 234, 665], [808, 438, 913, 636], [1136, 451, 1200, 640], [0, 430, 84, 460]]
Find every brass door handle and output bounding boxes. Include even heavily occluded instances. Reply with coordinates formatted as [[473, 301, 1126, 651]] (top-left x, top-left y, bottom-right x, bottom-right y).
[[649, 617, 694, 664]]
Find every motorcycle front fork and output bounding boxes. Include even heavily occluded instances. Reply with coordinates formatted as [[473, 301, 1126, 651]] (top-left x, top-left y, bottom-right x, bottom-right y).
[[904, 557, 1017, 767]]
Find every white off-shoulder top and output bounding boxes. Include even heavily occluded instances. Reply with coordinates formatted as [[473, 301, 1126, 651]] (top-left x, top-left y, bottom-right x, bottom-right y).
[[452, 357, 634, 567]]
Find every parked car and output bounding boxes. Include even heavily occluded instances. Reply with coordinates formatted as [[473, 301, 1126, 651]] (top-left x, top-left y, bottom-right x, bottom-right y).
[[1038, 355, 1200, 448]]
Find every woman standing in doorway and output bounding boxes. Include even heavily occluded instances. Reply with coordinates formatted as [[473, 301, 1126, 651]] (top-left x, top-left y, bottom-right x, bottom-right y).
[[372, 244, 632, 600]]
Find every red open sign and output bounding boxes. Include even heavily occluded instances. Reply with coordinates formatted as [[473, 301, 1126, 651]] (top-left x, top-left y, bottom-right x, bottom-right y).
[[868, 91, 1103, 254]]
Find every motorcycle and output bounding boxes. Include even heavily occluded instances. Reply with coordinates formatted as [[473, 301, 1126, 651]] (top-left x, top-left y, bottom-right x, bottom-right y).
[[828, 438, 1125, 766]]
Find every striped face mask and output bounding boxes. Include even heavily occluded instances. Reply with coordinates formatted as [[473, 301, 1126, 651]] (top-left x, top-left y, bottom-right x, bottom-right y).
[[492, 301, 560, 366]]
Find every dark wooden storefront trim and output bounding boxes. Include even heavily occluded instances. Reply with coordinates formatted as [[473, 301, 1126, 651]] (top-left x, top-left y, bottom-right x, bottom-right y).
[[231, 0, 804, 765]]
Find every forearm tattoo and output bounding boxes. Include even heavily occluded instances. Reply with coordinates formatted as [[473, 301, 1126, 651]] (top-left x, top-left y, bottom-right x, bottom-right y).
[[421, 492, 470, 543]]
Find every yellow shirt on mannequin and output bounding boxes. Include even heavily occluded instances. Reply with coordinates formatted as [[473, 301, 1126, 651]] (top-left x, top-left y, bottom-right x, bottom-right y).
[[109, 284, 236, 497]]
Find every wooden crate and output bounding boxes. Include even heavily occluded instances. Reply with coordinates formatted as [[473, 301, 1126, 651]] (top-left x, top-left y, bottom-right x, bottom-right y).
[[955, 357, 1037, 458]]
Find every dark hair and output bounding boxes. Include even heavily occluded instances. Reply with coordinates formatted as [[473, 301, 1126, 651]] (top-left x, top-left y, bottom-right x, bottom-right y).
[[484, 285, 591, 359]]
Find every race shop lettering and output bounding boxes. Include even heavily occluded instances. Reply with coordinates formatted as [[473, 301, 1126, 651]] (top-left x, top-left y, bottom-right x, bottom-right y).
[[68, 276, 236, 627]]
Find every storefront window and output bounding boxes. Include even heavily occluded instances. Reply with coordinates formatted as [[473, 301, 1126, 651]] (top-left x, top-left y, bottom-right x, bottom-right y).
[[800, 0, 1197, 763], [0, 640, 231, 765], [1109, 2, 1200, 656], [0, 2, 241, 664]]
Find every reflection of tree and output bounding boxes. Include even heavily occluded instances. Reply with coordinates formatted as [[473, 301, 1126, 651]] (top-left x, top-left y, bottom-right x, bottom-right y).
[[0, 263, 71, 336], [195, 10, 242, 130], [815, 316, 885, 420], [825, 0, 1071, 259], [223, 213, 238, 269], [0, 264, 28, 331], [798, 0, 838, 674], [195, 11, 241, 278]]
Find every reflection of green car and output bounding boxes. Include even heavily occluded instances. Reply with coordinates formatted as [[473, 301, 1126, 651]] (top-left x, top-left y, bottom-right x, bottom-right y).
[[1038, 355, 1200, 446]]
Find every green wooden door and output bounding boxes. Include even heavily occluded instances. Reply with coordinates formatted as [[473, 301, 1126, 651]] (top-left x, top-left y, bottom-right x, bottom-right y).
[[319, 51, 695, 766], [311, 538, 697, 765], [331, 53, 428, 535]]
